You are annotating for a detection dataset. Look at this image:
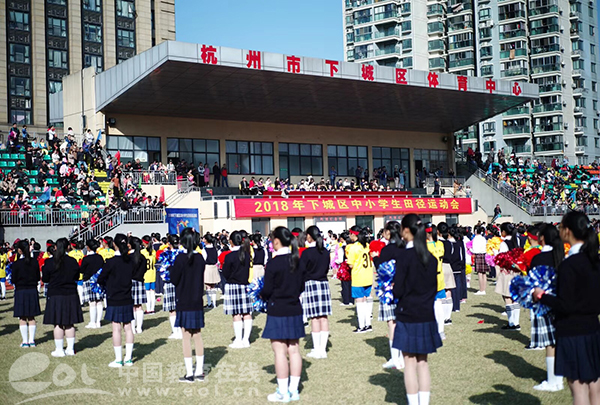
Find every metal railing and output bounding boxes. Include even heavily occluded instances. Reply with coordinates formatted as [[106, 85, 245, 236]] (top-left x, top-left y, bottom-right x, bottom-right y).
[[125, 170, 177, 185], [470, 167, 532, 213], [0, 209, 84, 227], [73, 207, 165, 241]]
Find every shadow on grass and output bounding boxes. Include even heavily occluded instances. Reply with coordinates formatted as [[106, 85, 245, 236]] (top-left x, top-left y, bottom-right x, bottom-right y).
[[0, 323, 18, 337], [135, 338, 167, 362], [473, 325, 531, 346], [467, 312, 503, 326], [365, 336, 390, 360], [471, 302, 507, 313], [485, 351, 546, 381], [263, 359, 313, 386], [140, 317, 164, 332], [469, 384, 541, 405], [250, 324, 263, 344], [204, 346, 227, 375], [76, 331, 112, 353], [369, 370, 405, 403]]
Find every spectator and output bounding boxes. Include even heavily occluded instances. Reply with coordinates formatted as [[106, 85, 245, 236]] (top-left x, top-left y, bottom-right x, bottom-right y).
[[203, 163, 210, 187], [198, 162, 205, 187], [433, 177, 440, 196], [329, 166, 337, 184], [21, 125, 28, 147], [212, 162, 221, 187], [221, 164, 229, 187], [492, 204, 502, 223], [240, 177, 249, 195]]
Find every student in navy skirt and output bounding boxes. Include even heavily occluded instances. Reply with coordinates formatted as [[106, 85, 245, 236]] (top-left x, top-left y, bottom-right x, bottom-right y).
[[171, 228, 207, 383], [161, 234, 182, 340], [129, 237, 148, 335], [202, 233, 220, 309], [261, 226, 305, 402], [42, 238, 84, 357], [12, 240, 41, 348], [98, 234, 136, 368], [81, 239, 105, 329], [222, 231, 253, 349], [535, 212, 600, 404], [300, 225, 332, 360], [392, 214, 442, 405]]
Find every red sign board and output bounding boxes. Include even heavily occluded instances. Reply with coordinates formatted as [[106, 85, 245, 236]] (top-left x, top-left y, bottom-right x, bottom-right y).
[[234, 197, 472, 218]]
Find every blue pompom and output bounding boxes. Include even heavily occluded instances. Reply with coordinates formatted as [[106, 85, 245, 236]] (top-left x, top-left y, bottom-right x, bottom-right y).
[[247, 277, 267, 313], [89, 267, 105, 295], [158, 248, 184, 283], [510, 265, 556, 316], [5, 262, 12, 286], [376, 260, 397, 305]]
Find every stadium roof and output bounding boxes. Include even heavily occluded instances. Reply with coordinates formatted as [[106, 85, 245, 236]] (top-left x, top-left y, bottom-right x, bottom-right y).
[[96, 41, 538, 133]]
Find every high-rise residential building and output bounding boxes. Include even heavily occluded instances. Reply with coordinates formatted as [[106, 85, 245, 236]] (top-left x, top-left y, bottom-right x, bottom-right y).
[[1, 0, 176, 135], [343, 0, 600, 164]]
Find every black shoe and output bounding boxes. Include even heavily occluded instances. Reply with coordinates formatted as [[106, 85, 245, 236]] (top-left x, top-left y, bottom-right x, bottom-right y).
[[501, 324, 512, 330], [444, 319, 452, 325], [194, 374, 205, 383], [363, 325, 373, 333], [514, 325, 521, 331], [353, 327, 365, 333], [179, 375, 195, 384]]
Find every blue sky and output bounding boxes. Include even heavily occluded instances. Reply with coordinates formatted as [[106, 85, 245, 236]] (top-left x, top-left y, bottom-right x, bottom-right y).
[[175, 0, 344, 60]]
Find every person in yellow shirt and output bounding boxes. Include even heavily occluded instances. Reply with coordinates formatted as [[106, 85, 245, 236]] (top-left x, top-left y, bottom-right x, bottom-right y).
[[0, 248, 7, 300], [346, 226, 374, 333], [141, 236, 157, 314], [426, 224, 446, 341], [68, 240, 84, 304], [97, 237, 115, 261]]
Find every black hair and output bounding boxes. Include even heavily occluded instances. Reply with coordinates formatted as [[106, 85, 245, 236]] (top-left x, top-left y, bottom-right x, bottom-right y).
[[526, 225, 539, 242], [349, 225, 367, 248], [561, 211, 599, 264], [86, 239, 100, 252], [142, 235, 153, 255], [168, 234, 179, 249], [16, 240, 31, 265], [33, 242, 41, 251], [180, 228, 196, 265], [251, 234, 263, 246], [426, 223, 438, 242], [55, 238, 69, 270], [230, 230, 251, 265], [475, 225, 485, 235], [449, 226, 462, 240], [75, 240, 84, 250], [437, 222, 449, 239], [305, 225, 324, 253], [103, 236, 113, 247], [538, 223, 564, 268], [384, 221, 404, 248], [47, 245, 56, 256], [271, 226, 299, 272], [114, 233, 130, 262], [203, 233, 215, 245], [402, 214, 430, 266], [291, 228, 306, 247], [500, 222, 517, 240], [129, 236, 143, 268], [487, 224, 500, 237]]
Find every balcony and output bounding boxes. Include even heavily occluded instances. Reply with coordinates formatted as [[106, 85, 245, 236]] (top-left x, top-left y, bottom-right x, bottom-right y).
[[573, 87, 588, 95], [374, 11, 398, 22], [428, 39, 445, 52], [570, 28, 581, 38], [480, 65, 493, 76], [354, 51, 374, 60], [569, 11, 581, 20], [374, 28, 400, 39], [535, 143, 563, 152], [499, 10, 527, 21], [480, 48, 493, 59], [500, 48, 527, 59], [354, 33, 373, 42], [503, 106, 530, 116], [532, 102, 562, 113], [400, 3, 411, 15], [346, 0, 373, 8], [455, 129, 477, 140], [428, 22, 445, 34], [530, 25, 560, 36], [427, 5, 445, 17], [503, 125, 530, 135], [575, 146, 585, 154], [574, 126, 585, 134], [354, 16, 372, 25], [448, 58, 474, 69], [529, 5, 559, 17], [538, 83, 562, 93], [448, 21, 473, 32], [571, 49, 584, 58], [531, 64, 561, 74], [429, 58, 446, 69], [574, 106, 584, 115], [375, 45, 401, 56], [507, 144, 532, 154], [532, 44, 561, 55], [572, 69, 584, 76], [534, 123, 563, 133], [449, 40, 474, 51], [501, 67, 528, 78], [499, 29, 527, 40]]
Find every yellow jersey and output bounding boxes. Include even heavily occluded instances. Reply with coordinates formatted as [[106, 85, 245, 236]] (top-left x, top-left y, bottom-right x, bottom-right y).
[[98, 247, 115, 261], [141, 249, 157, 284], [346, 242, 373, 287], [427, 240, 445, 292], [0, 253, 7, 278], [69, 250, 84, 280]]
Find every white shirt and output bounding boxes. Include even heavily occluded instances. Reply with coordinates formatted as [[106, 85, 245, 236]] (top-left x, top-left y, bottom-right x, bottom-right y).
[[274, 247, 290, 256], [499, 236, 512, 253], [541, 245, 553, 253], [567, 243, 582, 257], [405, 240, 414, 249], [471, 234, 487, 254]]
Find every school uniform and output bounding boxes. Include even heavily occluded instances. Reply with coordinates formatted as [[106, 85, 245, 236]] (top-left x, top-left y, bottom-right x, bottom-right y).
[[203, 246, 220, 284], [261, 249, 306, 340], [494, 237, 517, 297], [300, 246, 332, 320], [12, 258, 41, 318], [98, 255, 135, 323], [80, 253, 105, 303], [346, 242, 373, 298], [42, 257, 84, 326], [222, 248, 253, 315], [171, 252, 206, 329], [471, 235, 489, 274], [373, 244, 401, 322], [528, 247, 556, 349], [142, 249, 156, 291], [440, 239, 456, 289], [131, 257, 148, 306], [540, 244, 600, 381], [450, 239, 466, 312], [159, 248, 178, 312], [252, 247, 266, 279]]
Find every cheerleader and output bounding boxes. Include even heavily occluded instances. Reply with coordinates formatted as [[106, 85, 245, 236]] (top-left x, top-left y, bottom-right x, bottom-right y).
[[528, 223, 564, 392], [222, 231, 253, 349], [203, 233, 220, 309], [160, 234, 182, 339], [300, 226, 332, 360], [98, 234, 136, 367], [437, 223, 455, 325], [338, 232, 353, 306], [171, 228, 207, 383], [426, 224, 446, 341], [69, 240, 85, 305], [496, 223, 521, 330], [252, 234, 267, 279], [42, 238, 84, 357], [346, 225, 374, 333], [81, 239, 105, 329], [534, 212, 600, 403], [12, 240, 41, 347], [393, 214, 442, 405], [0, 247, 8, 300], [129, 237, 148, 334], [98, 237, 115, 261], [471, 226, 489, 295], [261, 226, 305, 402], [141, 236, 157, 314], [372, 221, 405, 369]]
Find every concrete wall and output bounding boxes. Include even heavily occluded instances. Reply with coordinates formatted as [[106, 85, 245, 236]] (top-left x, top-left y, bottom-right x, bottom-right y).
[[104, 223, 168, 238], [63, 67, 105, 135], [1, 226, 74, 244], [465, 174, 532, 223]]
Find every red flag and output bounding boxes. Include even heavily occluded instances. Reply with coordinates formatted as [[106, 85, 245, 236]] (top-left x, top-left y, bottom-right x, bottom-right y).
[[115, 151, 121, 165], [159, 186, 165, 203]]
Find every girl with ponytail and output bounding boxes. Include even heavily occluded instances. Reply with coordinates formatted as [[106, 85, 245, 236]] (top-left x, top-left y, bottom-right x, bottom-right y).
[[12, 239, 41, 347], [203, 233, 220, 309], [394, 214, 441, 405], [129, 237, 148, 335], [222, 231, 254, 348], [81, 238, 104, 329], [496, 222, 521, 331], [534, 212, 600, 403], [448, 226, 466, 313], [141, 236, 157, 314], [299, 226, 332, 359], [162, 234, 182, 339], [98, 233, 136, 368], [436, 222, 456, 326], [346, 225, 374, 333], [426, 224, 447, 341], [261, 226, 304, 402]]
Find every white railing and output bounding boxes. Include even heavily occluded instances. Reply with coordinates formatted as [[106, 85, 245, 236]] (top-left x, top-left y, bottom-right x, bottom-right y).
[[72, 207, 165, 241], [125, 170, 177, 185], [0, 209, 84, 227]]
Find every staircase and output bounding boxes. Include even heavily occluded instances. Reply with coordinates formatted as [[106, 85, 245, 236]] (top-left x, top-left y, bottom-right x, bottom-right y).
[[72, 210, 121, 241]]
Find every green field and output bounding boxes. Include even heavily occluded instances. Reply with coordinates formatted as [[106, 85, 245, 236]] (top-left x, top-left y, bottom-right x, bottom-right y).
[[0, 279, 571, 404]]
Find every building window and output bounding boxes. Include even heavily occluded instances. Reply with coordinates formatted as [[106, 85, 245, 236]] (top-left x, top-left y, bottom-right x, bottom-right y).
[[47, 17, 67, 37], [10, 110, 31, 125], [48, 49, 68, 69], [591, 25, 596, 36], [117, 29, 135, 48], [116, 0, 136, 18], [414, 149, 449, 173], [446, 214, 459, 226], [226, 141, 273, 175], [84, 23, 102, 43], [592, 44, 597, 55], [327, 145, 368, 177], [9, 77, 31, 97], [251, 218, 270, 236], [9, 44, 30, 64], [372, 147, 410, 182], [287, 217, 305, 231], [167, 138, 220, 168], [47, 0, 67, 4], [279, 143, 323, 179], [49, 80, 63, 94], [9, 11, 29, 31], [83, 0, 101, 12], [593, 82, 598, 92], [593, 63, 598, 74], [106, 136, 161, 167], [355, 215, 374, 231], [84, 54, 103, 73]]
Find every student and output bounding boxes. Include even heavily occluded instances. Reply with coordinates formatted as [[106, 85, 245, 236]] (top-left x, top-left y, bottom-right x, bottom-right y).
[[171, 228, 207, 383], [471, 226, 489, 295], [300, 225, 332, 360], [129, 237, 148, 334], [222, 231, 253, 348], [98, 237, 115, 261], [346, 226, 374, 333], [42, 238, 84, 357], [535, 212, 600, 403], [426, 224, 446, 340], [12, 240, 41, 347], [393, 214, 442, 405], [203, 233, 220, 309], [437, 222, 456, 325], [252, 234, 267, 279], [261, 227, 305, 402], [496, 223, 521, 330], [141, 236, 157, 314], [0, 247, 8, 299], [372, 221, 405, 369], [69, 240, 85, 304], [81, 239, 105, 329], [160, 234, 182, 339], [98, 234, 135, 368], [449, 227, 466, 313]]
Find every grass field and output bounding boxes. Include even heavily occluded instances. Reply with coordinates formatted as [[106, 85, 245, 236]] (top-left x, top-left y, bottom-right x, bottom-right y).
[[0, 278, 571, 404]]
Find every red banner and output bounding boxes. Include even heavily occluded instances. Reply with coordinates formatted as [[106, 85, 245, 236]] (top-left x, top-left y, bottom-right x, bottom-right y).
[[234, 197, 472, 218]]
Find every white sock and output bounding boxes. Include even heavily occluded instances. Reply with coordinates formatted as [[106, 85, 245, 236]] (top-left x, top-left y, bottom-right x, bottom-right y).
[[195, 355, 204, 376], [277, 378, 289, 394], [512, 305, 521, 326], [169, 315, 176, 334], [54, 339, 64, 352], [183, 357, 193, 377], [434, 299, 444, 334], [210, 290, 217, 307], [233, 321, 243, 342], [418, 391, 431, 405], [131, 315, 136, 331], [242, 319, 253, 342], [407, 393, 419, 405], [66, 337, 75, 352], [19, 325, 28, 343], [136, 309, 144, 331], [124, 343, 133, 362], [28, 325, 36, 343], [443, 298, 452, 320], [148, 291, 155, 311], [206, 290, 212, 306], [356, 302, 365, 329], [1, 281, 6, 297], [311, 332, 320, 352], [320, 331, 329, 353], [77, 285, 84, 305], [366, 298, 373, 327], [289, 375, 300, 392], [505, 305, 513, 326], [546, 357, 558, 385], [89, 305, 97, 325], [113, 346, 122, 362], [96, 304, 104, 324]]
